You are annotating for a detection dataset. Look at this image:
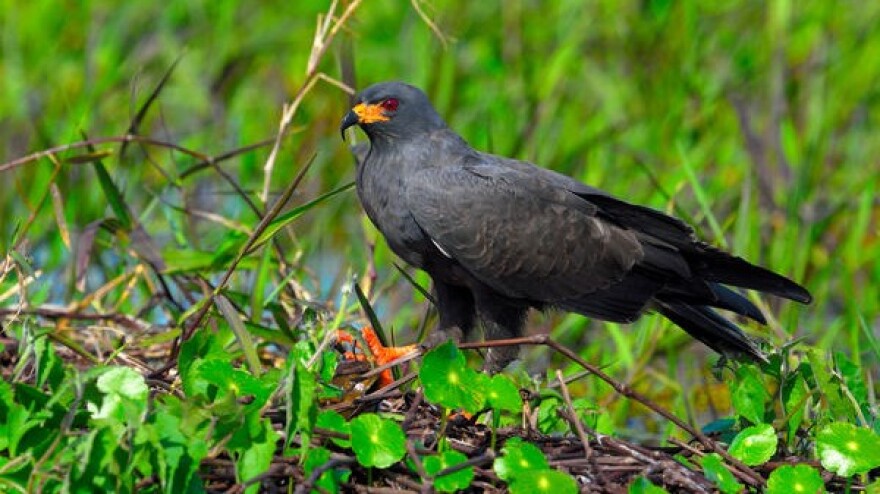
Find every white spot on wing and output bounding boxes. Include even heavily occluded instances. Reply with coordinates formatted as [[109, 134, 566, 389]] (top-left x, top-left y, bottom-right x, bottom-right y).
[[432, 238, 452, 258], [592, 217, 609, 239]]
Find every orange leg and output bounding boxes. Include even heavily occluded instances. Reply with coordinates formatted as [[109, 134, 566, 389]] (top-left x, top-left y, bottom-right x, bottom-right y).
[[336, 326, 417, 387]]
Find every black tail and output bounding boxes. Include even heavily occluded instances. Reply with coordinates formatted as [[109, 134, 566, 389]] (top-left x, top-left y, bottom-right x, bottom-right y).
[[656, 301, 768, 363], [687, 244, 812, 304]]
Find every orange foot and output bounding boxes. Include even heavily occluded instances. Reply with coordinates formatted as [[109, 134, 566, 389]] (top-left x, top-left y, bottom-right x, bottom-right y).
[[336, 326, 417, 387]]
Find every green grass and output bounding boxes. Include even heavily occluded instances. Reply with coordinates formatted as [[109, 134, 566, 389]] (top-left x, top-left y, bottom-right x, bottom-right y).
[[1, 0, 879, 490]]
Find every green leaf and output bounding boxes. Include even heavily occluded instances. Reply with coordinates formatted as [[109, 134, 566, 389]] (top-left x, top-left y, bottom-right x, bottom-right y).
[[766, 464, 825, 494], [485, 374, 522, 412], [730, 364, 768, 425], [781, 368, 809, 445], [699, 453, 743, 494], [728, 424, 777, 466], [250, 245, 272, 323], [422, 450, 474, 492], [89, 153, 132, 229], [703, 418, 737, 435], [350, 414, 406, 468], [419, 341, 485, 413], [148, 403, 209, 493], [510, 469, 578, 494], [68, 426, 118, 492], [816, 422, 880, 477], [215, 294, 262, 376], [89, 366, 149, 431], [178, 326, 229, 380], [629, 476, 670, 494], [806, 349, 851, 420], [286, 353, 318, 455], [317, 409, 351, 448], [836, 352, 870, 418], [1, 400, 32, 456], [236, 418, 280, 494], [536, 396, 567, 434], [250, 182, 354, 251], [33, 336, 64, 391], [493, 437, 549, 482], [184, 359, 275, 411], [319, 350, 339, 384], [304, 446, 351, 494], [572, 398, 615, 436]]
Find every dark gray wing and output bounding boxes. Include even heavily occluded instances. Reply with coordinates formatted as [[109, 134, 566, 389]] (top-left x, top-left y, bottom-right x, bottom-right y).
[[404, 162, 665, 320]]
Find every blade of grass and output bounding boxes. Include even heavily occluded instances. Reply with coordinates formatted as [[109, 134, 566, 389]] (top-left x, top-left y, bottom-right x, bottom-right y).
[[119, 55, 183, 160], [393, 262, 436, 306], [251, 247, 273, 324], [216, 293, 262, 376], [82, 131, 133, 229], [353, 279, 388, 347], [248, 181, 354, 252], [676, 140, 727, 247]]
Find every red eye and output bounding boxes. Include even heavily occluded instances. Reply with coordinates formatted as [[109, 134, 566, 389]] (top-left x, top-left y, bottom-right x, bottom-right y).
[[380, 98, 399, 112]]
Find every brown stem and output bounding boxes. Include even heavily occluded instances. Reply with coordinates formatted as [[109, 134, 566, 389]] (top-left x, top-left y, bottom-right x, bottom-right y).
[[458, 334, 766, 487]]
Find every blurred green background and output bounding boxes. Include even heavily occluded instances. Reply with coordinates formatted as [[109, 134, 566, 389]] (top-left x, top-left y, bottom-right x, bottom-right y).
[[2, 0, 878, 430]]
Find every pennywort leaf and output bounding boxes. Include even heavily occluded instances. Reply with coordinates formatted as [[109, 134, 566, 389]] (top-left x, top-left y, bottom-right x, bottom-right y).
[[350, 414, 406, 468], [728, 423, 777, 466], [766, 464, 825, 494], [422, 450, 474, 492], [510, 469, 578, 494], [419, 341, 485, 413], [816, 422, 880, 477]]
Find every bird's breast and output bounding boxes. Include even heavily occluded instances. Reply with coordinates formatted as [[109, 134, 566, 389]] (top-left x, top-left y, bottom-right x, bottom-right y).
[[356, 156, 431, 268]]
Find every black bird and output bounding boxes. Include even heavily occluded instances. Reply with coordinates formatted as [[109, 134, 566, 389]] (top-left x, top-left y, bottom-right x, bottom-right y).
[[340, 81, 811, 371]]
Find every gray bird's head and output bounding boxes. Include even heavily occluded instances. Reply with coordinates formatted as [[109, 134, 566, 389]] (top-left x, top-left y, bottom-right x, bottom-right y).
[[340, 81, 446, 142]]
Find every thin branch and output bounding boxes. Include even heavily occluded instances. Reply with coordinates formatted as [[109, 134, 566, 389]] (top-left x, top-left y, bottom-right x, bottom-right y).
[[432, 451, 495, 479], [150, 155, 316, 378], [0, 134, 208, 173], [405, 441, 432, 494], [0, 307, 147, 333], [555, 369, 593, 460], [410, 0, 449, 48], [260, 0, 364, 203], [293, 456, 357, 494]]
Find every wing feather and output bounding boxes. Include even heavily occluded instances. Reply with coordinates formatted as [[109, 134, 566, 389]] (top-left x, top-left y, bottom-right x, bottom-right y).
[[405, 163, 645, 306]]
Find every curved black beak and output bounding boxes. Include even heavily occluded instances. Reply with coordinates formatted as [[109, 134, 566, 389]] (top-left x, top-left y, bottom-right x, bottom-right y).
[[340, 110, 359, 141]]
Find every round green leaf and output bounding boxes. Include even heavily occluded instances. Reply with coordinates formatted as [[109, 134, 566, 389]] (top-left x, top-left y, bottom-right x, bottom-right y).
[[766, 465, 825, 494], [350, 414, 406, 468], [317, 409, 351, 448], [510, 469, 578, 494], [728, 423, 778, 466], [816, 422, 880, 477], [493, 437, 549, 481], [486, 374, 523, 412], [419, 341, 485, 412], [422, 450, 474, 492]]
